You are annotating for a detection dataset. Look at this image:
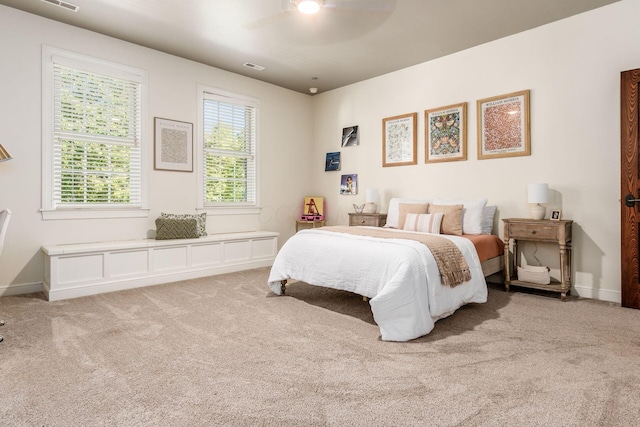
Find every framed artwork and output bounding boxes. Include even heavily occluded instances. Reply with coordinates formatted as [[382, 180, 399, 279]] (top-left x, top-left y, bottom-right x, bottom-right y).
[[325, 152, 341, 171], [382, 112, 417, 167], [342, 126, 359, 147], [340, 174, 357, 195], [476, 90, 530, 160], [424, 102, 467, 163], [154, 117, 193, 171], [551, 209, 562, 221]]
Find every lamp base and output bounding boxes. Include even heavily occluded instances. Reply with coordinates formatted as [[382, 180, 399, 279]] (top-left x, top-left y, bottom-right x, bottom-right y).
[[529, 204, 546, 220], [363, 202, 378, 214]]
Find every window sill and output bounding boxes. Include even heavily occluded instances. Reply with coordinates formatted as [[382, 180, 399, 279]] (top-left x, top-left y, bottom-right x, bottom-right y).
[[41, 208, 150, 220], [198, 206, 262, 216]]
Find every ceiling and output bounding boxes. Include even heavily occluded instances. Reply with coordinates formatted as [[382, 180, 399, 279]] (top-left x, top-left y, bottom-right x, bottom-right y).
[[0, 0, 619, 95]]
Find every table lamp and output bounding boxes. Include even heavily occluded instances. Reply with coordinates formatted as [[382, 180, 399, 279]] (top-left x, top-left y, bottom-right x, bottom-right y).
[[528, 183, 548, 220], [363, 188, 379, 213]]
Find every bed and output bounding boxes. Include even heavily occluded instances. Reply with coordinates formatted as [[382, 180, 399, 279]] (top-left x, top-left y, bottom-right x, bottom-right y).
[[267, 198, 504, 342]]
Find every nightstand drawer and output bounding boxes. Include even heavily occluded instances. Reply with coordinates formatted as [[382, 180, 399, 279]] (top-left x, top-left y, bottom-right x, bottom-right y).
[[348, 213, 387, 227], [507, 223, 558, 241], [352, 216, 379, 226]]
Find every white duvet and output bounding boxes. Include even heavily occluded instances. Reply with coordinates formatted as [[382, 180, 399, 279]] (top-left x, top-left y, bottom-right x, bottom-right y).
[[267, 227, 487, 341]]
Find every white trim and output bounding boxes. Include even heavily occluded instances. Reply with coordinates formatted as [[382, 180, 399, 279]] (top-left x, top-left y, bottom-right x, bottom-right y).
[[41, 208, 150, 220], [572, 284, 621, 304], [0, 282, 44, 297]]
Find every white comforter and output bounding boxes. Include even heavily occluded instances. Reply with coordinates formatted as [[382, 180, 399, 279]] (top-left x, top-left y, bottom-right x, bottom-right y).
[[267, 227, 487, 341]]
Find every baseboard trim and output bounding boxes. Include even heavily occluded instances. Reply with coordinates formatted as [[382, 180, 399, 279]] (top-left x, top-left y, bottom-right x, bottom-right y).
[[0, 282, 45, 297], [573, 284, 621, 304]]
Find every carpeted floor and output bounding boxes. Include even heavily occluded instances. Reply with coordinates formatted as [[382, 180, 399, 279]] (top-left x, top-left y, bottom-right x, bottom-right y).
[[1, 267, 640, 426]]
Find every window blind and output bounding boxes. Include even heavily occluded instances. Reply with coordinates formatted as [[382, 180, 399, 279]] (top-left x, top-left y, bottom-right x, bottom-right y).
[[202, 93, 257, 205], [52, 62, 142, 207]]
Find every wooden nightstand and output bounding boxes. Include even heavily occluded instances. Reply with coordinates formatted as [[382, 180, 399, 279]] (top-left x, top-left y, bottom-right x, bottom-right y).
[[296, 219, 325, 232], [348, 212, 387, 227], [503, 218, 573, 300]]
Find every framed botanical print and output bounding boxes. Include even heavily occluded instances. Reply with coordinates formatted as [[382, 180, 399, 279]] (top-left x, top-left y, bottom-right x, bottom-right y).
[[424, 102, 467, 163], [382, 112, 417, 167], [477, 90, 530, 160]]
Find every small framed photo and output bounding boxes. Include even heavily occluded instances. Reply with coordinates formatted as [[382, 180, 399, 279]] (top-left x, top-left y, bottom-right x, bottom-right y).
[[342, 126, 359, 147], [550, 210, 562, 221], [325, 152, 341, 171], [340, 174, 357, 195], [154, 117, 193, 172]]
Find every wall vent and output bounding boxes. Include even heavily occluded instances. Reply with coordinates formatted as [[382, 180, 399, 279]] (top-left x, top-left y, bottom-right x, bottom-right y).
[[243, 62, 265, 71], [40, 0, 80, 12]]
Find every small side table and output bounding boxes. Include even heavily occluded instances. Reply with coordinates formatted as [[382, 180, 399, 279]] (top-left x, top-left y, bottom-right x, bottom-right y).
[[503, 218, 573, 300], [348, 212, 387, 227], [296, 219, 326, 232]]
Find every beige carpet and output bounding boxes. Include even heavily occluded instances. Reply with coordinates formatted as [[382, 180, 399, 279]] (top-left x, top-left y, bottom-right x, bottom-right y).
[[1, 267, 640, 426]]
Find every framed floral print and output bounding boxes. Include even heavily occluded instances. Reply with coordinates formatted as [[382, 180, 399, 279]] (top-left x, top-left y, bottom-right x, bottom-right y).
[[477, 90, 530, 160], [382, 112, 417, 167], [424, 102, 467, 163]]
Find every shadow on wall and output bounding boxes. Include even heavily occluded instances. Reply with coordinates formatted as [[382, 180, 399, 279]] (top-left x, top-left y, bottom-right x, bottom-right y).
[[572, 223, 605, 295], [11, 249, 44, 286]]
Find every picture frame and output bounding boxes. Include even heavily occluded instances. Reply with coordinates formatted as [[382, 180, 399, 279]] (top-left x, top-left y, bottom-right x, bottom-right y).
[[340, 174, 357, 195], [342, 126, 359, 147], [551, 209, 562, 221], [476, 90, 530, 160], [154, 117, 193, 172], [424, 102, 467, 163], [382, 112, 417, 167], [325, 152, 341, 171]]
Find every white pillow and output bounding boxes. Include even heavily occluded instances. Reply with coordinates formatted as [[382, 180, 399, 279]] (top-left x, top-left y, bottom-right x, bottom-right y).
[[431, 198, 488, 235], [403, 213, 443, 234], [481, 205, 497, 234], [385, 197, 431, 228]]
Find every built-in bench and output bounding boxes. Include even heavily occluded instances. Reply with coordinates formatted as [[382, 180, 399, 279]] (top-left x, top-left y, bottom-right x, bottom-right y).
[[41, 231, 278, 301]]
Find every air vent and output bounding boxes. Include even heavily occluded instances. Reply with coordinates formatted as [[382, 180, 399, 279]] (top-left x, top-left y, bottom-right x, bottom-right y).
[[40, 0, 80, 12], [243, 62, 265, 71]]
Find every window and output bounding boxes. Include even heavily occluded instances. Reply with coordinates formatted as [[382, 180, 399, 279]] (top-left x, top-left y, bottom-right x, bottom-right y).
[[197, 85, 260, 214], [42, 46, 148, 219]]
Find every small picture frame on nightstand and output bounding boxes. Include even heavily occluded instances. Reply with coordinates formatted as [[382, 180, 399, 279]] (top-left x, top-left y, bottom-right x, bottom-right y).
[[550, 210, 562, 221]]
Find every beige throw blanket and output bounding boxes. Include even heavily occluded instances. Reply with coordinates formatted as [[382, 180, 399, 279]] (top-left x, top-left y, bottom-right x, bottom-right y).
[[320, 226, 472, 287]]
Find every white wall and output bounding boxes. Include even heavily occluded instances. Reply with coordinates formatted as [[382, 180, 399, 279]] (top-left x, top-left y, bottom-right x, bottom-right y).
[[0, 6, 313, 294], [309, 0, 640, 302]]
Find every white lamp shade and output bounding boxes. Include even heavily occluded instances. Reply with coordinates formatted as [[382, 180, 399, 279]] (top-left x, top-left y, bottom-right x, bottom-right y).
[[528, 183, 549, 204], [365, 188, 379, 203]]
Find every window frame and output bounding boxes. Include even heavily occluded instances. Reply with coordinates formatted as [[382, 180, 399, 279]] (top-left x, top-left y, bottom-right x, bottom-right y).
[[196, 84, 261, 215], [41, 46, 149, 220]]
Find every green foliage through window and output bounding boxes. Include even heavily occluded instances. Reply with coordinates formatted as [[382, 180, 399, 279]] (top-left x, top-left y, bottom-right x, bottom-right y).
[[202, 96, 256, 205]]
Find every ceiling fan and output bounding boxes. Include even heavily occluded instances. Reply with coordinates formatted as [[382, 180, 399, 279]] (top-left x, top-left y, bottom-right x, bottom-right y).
[[246, 0, 396, 30]]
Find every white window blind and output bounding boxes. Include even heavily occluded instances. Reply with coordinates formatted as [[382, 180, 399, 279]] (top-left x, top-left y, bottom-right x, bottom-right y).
[[202, 92, 257, 206], [52, 62, 142, 208]]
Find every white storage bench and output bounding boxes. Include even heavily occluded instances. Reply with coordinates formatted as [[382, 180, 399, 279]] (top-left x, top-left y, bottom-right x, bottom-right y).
[[41, 231, 278, 301]]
